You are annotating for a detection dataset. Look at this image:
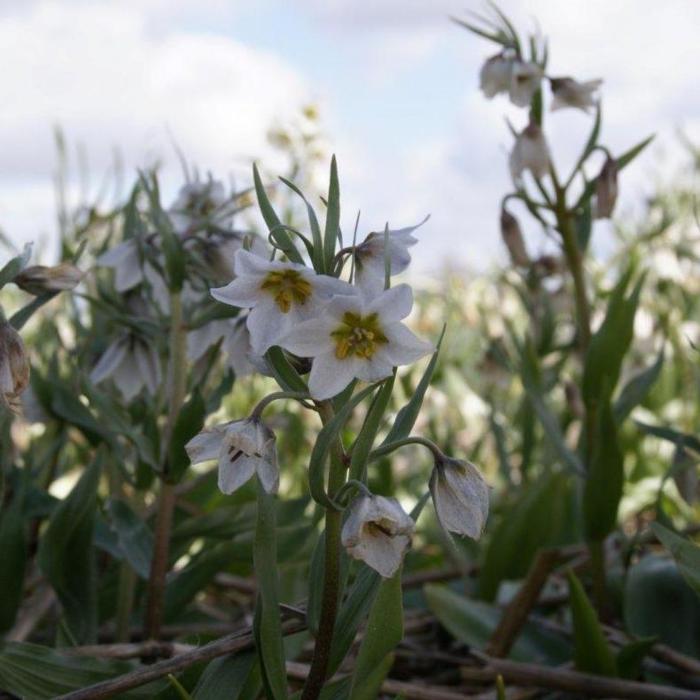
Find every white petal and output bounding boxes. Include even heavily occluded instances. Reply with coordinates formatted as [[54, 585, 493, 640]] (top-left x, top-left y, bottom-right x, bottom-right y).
[[354, 355, 394, 383], [186, 425, 226, 464], [187, 320, 229, 362], [308, 351, 359, 400], [90, 339, 128, 384], [223, 322, 256, 377], [245, 300, 289, 354], [368, 284, 413, 323], [112, 355, 144, 401], [312, 274, 357, 299], [278, 318, 334, 358], [211, 276, 263, 308], [218, 453, 257, 495], [383, 323, 434, 365], [134, 343, 162, 396], [233, 248, 274, 276], [255, 443, 279, 495], [346, 532, 410, 578]]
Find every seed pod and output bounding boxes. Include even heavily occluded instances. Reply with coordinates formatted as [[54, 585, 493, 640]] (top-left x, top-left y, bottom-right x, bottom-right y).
[[0, 320, 30, 413], [595, 156, 619, 219], [14, 263, 83, 295], [500, 209, 530, 268]]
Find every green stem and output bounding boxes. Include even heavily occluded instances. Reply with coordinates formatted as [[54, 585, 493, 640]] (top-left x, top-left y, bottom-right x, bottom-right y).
[[301, 401, 347, 700], [144, 292, 188, 640], [115, 562, 137, 642], [589, 539, 609, 620]]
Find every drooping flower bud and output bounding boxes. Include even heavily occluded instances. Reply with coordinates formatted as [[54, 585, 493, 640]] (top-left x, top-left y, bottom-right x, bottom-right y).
[[479, 52, 513, 99], [0, 320, 30, 413], [550, 76, 602, 113], [341, 494, 415, 578], [509, 60, 543, 108], [594, 156, 618, 219], [429, 456, 489, 539], [500, 209, 530, 268], [14, 263, 83, 295], [509, 121, 550, 181]]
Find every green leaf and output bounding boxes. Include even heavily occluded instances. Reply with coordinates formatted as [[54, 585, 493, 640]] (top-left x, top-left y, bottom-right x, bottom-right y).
[[382, 327, 444, 446], [635, 421, 700, 454], [47, 379, 109, 447], [0, 244, 32, 289], [193, 652, 258, 700], [279, 176, 325, 273], [253, 163, 303, 264], [583, 388, 624, 542], [652, 524, 700, 599], [616, 637, 656, 680], [348, 572, 403, 700], [10, 292, 59, 331], [253, 479, 288, 700], [567, 571, 617, 676], [0, 488, 27, 632], [38, 458, 101, 644], [265, 346, 308, 393], [617, 134, 655, 171], [167, 389, 206, 483], [323, 156, 341, 273], [613, 349, 664, 424], [309, 384, 379, 509], [107, 498, 154, 580], [575, 197, 592, 252], [0, 642, 164, 699]]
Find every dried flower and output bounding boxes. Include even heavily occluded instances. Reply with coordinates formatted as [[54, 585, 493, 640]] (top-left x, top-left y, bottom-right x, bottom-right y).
[[594, 156, 618, 219], [550, 77, 602, 113], [500, 209, 530, 267], [430, 456, 489, 539], [509, 61, 543, 108], [14, 263, 83, 295], [0, 321, 30, 413], [341, 494, 415, 578], [509, 121, 550, 181], [479, 52, 513, 98]]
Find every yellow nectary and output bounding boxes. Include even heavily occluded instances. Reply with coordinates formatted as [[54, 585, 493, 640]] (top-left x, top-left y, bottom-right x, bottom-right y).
[[331, 312, 388, 360], [259, 269, 313, 313]]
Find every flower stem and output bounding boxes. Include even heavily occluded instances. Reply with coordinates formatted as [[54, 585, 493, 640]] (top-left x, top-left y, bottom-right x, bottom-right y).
[[144, 292, 188, 640], [301, 401, 347, 700]]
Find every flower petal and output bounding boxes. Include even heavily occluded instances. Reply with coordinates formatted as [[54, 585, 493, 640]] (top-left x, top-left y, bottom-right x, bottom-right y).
[[211, 276, 263, 309], [218, 452, 257, 495], [186, 425, 226, 464], [90, 338, 128, 384], [368, 284, 413, 322], [278, 318, 334, 358], [308, 351, 359, 400], [383, 323, 434, 365]]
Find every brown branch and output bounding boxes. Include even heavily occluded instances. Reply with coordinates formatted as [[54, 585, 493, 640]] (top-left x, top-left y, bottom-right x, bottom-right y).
[[65, 641, 195, 660], [54, 620, 306, 700]]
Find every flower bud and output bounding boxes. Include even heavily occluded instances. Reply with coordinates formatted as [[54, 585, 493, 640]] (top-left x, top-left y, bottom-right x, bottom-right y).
[[509, 121, 550, 181], [429, 456, 489, 539], [14, 263, 83, 295], [500, 209, 530, 268], [341, 494, 415, 578], [0, 321, 30, 413], [594, 156, 618, 219], [479, 52, 513, 99]]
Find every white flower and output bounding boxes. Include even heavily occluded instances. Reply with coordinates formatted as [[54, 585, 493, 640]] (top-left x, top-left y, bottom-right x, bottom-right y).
[[509, 61, 543, 108], [90, 335, 162, 401], [186, 417, 278, 495], [0, 321, 30, 413], [169, 179, 229, 235], [210, 249, 353, 355], [594, 156, 618, 219], [480, 52, 513, 98], [354, 215, 429, 293], [96, 239, 145, 292], [341, 494, 415, 578], [509, 122, 550, 181], [280, 284, 433, 400], [187, 317, 257, 378], [430, 457, 489, 539], [550, 77, 602, 113], [14, 263, 83, 295]]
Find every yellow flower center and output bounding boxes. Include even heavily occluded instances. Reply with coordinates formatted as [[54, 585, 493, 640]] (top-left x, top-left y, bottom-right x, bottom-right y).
[[260, 269, 313, 313], [331, 312, 388, 360]]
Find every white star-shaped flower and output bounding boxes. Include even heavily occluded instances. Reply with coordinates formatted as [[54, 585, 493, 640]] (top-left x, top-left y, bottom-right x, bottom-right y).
[[186, 418, 278, 495], [279, 283, 433, 400], [341, 494, 415, 578], [210, 249, 354, 355]]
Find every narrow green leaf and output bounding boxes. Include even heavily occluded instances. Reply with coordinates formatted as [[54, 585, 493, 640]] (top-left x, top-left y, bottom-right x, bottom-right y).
[[265, 346, 308, 393], [616, 637, 656, 680], [107, 498, 154, 580], [193, 652, 257, 700], [279, 176, 325, 272], [617, 134, 655, 171], [167, 389, 206, 483], [38, 458, 101, 644], [10, 292, 59, 331], [613, 350, 664, 424], [575, 197, 592, 252], [567, 571, 617, 676], [323, 156, 341, 272], [652, 523, 700, 599], [635, 420, 700, 454], [0, 244, 32, 289]]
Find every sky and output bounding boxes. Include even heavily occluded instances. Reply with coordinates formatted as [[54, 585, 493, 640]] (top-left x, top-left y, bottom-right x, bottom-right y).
[[1, 0, 699, 276]]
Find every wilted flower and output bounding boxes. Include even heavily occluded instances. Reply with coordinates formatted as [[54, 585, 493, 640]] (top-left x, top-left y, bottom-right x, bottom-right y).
[[509, 60, 543, 108], [479, 52, 513, 98], [14, 263, 83, 295], [353, 216, 429, 293], [280, 284, 433, 400], [341, 494, 415, 578], [550, 77, 602, 113], [509, 121, 550, 181], [169, 179, 229, 235], [186, 417, 278, 495], [594, 155, 618, 219], [429, 456, 489, 539], [0, 321, 30, 413], [210, 249, 353, 355], [90, 334, 162, 401], [500, 209, 530, 267]]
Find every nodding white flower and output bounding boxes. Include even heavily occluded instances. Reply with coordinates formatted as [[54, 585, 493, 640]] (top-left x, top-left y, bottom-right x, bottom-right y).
[[480, 52, 513, 98], [14, 263, 83, 295], [430, 457, 489, 539], [509, 121, 550, 181], [90, 334, 162, 402], [186, 417, 278, 495], [0, 321, 30, 413], [210, 249, 354, 355], [500, 209, 530, 268], [353, 216, 429, 293], [509, 61, 543, 108], [280, 284, 433, 400], [169, 179, 229, 235], [341, 494, 415, 578], [187, 317, 257, 378], [594, 156, 619, 219], [550, 77, 602, 113], [97, 238, 147, 292]]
